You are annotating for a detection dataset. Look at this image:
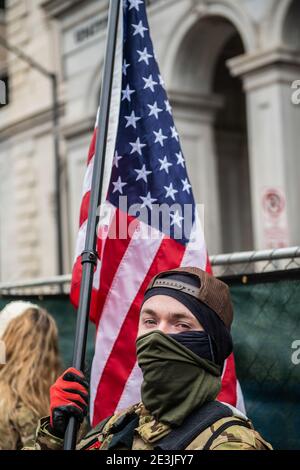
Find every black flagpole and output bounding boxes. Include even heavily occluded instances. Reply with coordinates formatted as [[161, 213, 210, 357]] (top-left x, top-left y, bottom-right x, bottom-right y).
[[63, 0, 121, 450]]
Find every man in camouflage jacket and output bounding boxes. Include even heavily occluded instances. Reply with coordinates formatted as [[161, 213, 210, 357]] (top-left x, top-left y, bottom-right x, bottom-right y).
[[25, 267, 273, 451]]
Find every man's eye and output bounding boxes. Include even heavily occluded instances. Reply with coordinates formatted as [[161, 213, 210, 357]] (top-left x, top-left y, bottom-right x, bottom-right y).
[[144, 319, 156, 325], [177, 323, 191, 329]]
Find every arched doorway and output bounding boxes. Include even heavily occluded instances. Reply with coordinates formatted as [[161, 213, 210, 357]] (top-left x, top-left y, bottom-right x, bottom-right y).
[[170, 16, 253, 253], [213, 31, 253, 253], [282, 0, 300, 50]]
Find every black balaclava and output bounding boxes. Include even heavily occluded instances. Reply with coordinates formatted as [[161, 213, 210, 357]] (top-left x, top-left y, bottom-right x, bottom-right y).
[[142, 272, 233, 368]]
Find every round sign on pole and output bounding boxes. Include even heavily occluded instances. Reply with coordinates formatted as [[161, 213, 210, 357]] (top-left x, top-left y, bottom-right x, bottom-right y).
[[262, 189, 285, 219], [261, 187, 290, 248]]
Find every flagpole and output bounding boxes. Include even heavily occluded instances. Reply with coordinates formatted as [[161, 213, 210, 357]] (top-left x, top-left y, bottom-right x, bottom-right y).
[[63, 0, 121, 450]]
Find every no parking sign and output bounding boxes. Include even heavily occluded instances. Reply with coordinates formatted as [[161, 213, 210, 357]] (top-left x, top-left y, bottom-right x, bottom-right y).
[[262, 187, 290, 248]]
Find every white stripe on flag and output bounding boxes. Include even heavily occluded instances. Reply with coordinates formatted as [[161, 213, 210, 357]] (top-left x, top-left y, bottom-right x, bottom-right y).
[[181, 211, 207, 269], [100, 1, 123, 204], [95, 108, 100, 128], [74, 220, 87, 262], [90, 223, 165, 419], [115, 361, 143, 412], [82, 156, 94, 197], [93, 259, 101, 290], [236, 380, 246, 414], [221, 359, 227, 380]]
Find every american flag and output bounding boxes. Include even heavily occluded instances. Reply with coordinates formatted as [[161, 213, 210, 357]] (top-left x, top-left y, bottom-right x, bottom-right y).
[[70, 0, 244, 427]]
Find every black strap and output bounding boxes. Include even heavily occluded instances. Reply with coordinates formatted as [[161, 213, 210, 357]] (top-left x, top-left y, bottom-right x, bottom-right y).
[[107, 414, 139, 450], [154, 401, 233, 451], [80, 410, 139, 450], [203, 419, 252, 450]]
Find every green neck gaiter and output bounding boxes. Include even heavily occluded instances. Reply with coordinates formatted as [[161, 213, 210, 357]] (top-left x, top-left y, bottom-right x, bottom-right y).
[[136, 331, 221, 427]]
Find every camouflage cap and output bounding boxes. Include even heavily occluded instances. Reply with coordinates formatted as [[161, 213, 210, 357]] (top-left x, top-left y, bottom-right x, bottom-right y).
[[145, 267, 233, 329]]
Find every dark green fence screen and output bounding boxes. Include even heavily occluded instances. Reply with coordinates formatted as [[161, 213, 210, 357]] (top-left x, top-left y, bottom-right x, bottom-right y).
[[1, 269, 299, 449], [229, 270, 300, 450]]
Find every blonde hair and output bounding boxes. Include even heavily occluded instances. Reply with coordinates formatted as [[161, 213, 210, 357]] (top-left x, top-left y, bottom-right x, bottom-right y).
[[0, 307, 61, 425]]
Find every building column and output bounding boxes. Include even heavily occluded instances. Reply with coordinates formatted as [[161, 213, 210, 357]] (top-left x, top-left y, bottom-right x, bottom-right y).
[[170, 91, 223, 255], [229, 49, 300, 249]]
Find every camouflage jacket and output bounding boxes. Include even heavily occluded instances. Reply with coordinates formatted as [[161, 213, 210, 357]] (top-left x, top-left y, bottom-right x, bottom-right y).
[[25, 402, 273, 451], [0, 400, 40, 450]]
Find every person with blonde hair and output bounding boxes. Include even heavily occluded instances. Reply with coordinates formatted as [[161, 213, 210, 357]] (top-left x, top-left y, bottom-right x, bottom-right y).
[[0, 301, 61, 449]]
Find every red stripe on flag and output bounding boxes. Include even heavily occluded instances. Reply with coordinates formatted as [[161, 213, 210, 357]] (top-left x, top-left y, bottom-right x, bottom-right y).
[[70, 257, 101, 321], [92, 236, 186, 425], [206, 256, 212, 274], [217, 353, 237, 406], [79, 192, 90, 227], [70, 257, 82, 307]]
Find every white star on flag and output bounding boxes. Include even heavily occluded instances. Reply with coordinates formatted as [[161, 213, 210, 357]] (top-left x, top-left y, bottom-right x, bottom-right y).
[[125, 110, 141, 129], [132, 20, 148, 38], [164, 182, 178, 201], [137, 47, 153, 65], [176, 151, 185, 168], [122, 84, 135, 102], [171, 126, 179, 141], [148, 101, 163, 119], [112, 176, 127, 194], [122, 59, 130, 76], [170, 210, 184, 228], [181, 178, 192, 194], [154, 129, 168, 147], [130, 137, 146, 156], [143, 74, 158, 92], [128, 0, 143, 11], [135, 164, 152, 183], [140, 192, 157, 210], [165, 99, 172, 114], [113, 151, 123, 168], [158, 156, 173, 174]]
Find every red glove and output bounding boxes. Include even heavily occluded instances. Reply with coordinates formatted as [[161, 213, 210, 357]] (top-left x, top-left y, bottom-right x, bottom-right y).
[[50, 367, 89, 438]]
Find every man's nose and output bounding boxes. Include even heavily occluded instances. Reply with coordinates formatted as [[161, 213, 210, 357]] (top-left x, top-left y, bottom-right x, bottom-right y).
[[157, 321, 170, 334]]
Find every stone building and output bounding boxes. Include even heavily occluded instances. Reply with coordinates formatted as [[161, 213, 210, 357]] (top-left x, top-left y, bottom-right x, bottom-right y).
[[0, 0, 300, 282]]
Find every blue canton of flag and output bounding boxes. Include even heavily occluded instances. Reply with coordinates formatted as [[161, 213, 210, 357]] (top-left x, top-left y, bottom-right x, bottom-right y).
[[107, 0, 195, 245]]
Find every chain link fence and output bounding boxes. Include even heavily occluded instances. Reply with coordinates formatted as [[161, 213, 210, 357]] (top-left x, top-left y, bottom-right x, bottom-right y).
[[212, 246, 300, 450], [211, 246, 300, 277], [0, 247, 299, 449]]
